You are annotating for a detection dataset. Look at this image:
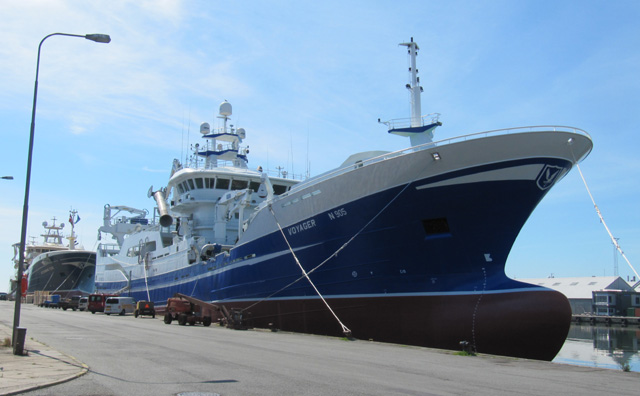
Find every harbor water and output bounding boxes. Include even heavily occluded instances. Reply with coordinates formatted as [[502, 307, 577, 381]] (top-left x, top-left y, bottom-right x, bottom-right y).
[[553, 323, 640, 372]]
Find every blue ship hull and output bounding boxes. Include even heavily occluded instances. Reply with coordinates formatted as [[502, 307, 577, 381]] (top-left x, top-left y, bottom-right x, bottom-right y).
[[97, 154, 575, 360], [28, 250, 96, 296]]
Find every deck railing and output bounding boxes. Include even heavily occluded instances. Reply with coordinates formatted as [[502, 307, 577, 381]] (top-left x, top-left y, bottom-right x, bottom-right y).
[[288, 125, 591, 194]]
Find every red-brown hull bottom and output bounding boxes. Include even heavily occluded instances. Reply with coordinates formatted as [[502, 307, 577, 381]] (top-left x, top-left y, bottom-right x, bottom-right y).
[[219, 289, 571, 361]]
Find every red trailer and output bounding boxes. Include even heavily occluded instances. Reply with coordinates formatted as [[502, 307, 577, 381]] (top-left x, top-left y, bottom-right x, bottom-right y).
[[163, 295, 214, 326], [162, 293, 249, 329]]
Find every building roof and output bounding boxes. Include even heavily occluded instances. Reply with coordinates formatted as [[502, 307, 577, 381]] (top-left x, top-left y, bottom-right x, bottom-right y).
[[520, 276, 634, 300]]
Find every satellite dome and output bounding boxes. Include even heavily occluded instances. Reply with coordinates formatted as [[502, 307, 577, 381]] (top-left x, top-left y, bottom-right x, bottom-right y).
[[237, 128, 246, 139], [200, 122, 210, 135], [219, 101, 232, 116]]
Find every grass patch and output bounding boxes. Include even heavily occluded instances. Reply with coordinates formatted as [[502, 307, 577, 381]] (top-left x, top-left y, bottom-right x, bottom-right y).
[[1, 337, 11, 347], [454, 350, 476, 357]]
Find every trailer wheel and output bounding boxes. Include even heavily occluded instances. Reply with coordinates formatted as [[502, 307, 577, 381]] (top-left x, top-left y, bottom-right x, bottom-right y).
[[188, 316, 196, 326], [91, 310, 95, 314], [164, 313, 172, 324], [203, 316, 212, 327], [178, 314, 188, 326], [134, 310, 139, 318]]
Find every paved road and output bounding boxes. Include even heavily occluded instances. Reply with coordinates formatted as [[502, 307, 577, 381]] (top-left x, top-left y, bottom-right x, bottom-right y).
[[1, 302, 638, 396]]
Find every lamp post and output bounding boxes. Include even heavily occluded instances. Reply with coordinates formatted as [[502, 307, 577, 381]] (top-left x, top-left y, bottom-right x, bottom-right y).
[[12, 32, 110, 355]]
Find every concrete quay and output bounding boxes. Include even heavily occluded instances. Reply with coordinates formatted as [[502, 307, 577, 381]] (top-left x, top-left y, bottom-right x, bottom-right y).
[[0, 323, 87, 395], [0, 301, 639, 396]]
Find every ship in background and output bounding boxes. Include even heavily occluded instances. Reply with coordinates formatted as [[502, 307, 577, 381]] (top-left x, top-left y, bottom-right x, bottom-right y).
[[95, 38, 593, 360], [13, 209, 96, 298]]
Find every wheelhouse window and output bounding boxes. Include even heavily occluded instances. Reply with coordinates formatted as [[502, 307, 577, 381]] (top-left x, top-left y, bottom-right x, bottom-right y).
[[216, 178, 229, 190], [126, 245, 141, 257], [231, 179, 248, 189], [195, 178, 204, 189], [249, 181, 260, 192], [144, 241, 156, 252], [187, 179, 196, 190], [273, 184, 287, 195], [205, 178, 215, 188]]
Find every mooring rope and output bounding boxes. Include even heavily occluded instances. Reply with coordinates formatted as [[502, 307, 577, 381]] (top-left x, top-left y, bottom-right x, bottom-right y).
[[142, 253, 151, 301], [267, 204, 352, 336], [70, 253, 95, 290], [41, 271, 55, 292], [240, 154, 433, 337], [575, 163, 639, 279], [190, 278, 198, 297], [243, 180, 415, 317], [52, 266, 80, 293]]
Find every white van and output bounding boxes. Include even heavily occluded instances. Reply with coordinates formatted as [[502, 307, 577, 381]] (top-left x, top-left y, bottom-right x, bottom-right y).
[[104, 297, 136, 316], [78, 296, 88, 311]]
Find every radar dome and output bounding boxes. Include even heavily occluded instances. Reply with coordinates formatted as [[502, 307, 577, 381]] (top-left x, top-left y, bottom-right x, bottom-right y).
[[42, 221, 48, 227], [237, 128, 246, 139], [200, 122, 210, 135], [219, 101, 232, 116]]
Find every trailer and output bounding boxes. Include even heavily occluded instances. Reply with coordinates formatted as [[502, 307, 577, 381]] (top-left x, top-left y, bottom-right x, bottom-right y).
[[44, 294, 61, 309], [163, 293, 249, 329], [163, 294, 214, 326]]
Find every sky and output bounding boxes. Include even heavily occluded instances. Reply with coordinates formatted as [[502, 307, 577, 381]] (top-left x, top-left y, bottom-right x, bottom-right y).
[[1, 0, 639, 291]]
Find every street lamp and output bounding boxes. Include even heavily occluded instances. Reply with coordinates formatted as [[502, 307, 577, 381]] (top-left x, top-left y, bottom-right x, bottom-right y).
[[12, 32, 111, 355]]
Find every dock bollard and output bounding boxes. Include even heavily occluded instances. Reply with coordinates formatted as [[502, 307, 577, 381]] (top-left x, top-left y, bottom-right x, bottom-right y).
[[13, 327, 27, 356], [459, 340, 474, 355]]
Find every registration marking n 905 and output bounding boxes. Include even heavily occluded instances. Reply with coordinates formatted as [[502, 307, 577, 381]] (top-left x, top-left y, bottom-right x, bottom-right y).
[[327, 208, 347, 220]]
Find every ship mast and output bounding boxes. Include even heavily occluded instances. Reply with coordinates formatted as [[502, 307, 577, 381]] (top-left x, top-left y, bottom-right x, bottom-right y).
[[67, 209, 77, 250], [400, 37, 422, 129], [195, 101, 249, 169], [380, 37, 441, 147]]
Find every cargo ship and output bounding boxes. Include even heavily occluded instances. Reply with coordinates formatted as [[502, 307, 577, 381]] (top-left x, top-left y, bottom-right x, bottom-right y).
[[95, 38, 592, 360]]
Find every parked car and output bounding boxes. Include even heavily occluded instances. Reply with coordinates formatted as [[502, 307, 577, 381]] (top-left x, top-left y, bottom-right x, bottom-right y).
[[60, 296, 81, 311], [0, 292, 7, 301], [78, 297, 88, 311], [104, 297, 136, 316], [134, 301, 155, 318], [88, 293, 118, 314]]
